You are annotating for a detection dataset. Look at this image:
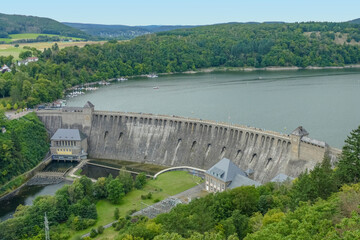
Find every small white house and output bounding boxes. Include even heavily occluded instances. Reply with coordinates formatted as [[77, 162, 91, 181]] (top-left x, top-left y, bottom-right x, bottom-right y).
[[0, 65, 11, 73]]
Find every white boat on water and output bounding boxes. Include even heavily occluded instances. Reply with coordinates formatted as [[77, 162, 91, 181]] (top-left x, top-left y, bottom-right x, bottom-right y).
[[153, 86, 159, 89], [85, 87, 98, 91], [147, 74, 158, 78], [99, 81, 111, 85], [117, 77, 128, 81]]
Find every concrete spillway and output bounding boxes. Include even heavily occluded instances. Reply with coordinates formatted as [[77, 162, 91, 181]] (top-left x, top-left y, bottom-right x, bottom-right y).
[[37, 103, 341, 183]]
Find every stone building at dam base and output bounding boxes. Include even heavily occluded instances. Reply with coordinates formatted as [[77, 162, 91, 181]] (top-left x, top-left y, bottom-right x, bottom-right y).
[[36, 102, 341, 184]]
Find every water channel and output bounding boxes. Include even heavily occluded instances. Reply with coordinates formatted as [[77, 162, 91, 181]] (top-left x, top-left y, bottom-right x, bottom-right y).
[[66, 69, 360, 148]]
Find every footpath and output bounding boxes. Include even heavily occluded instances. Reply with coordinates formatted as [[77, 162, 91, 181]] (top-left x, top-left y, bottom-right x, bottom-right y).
[[66, 160, 97, 183], [5, 109, 33, 120]]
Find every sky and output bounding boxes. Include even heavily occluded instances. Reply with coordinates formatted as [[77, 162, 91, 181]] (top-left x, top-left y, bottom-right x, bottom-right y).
[[1, 0, 359, 26]]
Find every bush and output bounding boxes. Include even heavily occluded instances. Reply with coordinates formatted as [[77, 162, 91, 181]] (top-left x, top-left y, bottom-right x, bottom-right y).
[[97, 225, 104, 234], [127, 209, 137, 216], [141, 192, 153, 200], [147, 192, 152, 199], [153, 198, 160, 203], [89, 228, 97, 238], [86, 219, 96, 227]]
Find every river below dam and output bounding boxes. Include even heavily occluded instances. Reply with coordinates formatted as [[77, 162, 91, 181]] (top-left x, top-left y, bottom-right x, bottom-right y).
[[0, 162, 76, 222], [66, 69, 360, 148]]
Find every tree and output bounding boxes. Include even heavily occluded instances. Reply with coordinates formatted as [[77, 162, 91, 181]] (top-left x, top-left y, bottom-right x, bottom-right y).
[[0, 109, 6, 127], [118, 167, 134, 193], [106, 178, 125, 204], [21, 80, 32, 99], [231, 186, 260, 216], [93, 177, 107, 199], [309, 155, 338, 199], [154, 232, 184, 240], [134, 172, 147, 189], [0, 78, 6, 98], [19, 51, 32, 60], [336, 125, 360, 184], [114, 207, 120, 220], [231, 210, 249, 239], [290, 155, 338, 207]]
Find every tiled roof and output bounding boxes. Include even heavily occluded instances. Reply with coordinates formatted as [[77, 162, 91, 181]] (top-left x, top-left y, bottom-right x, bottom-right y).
[[206, 158, 246, 182], [228, 174, 261, 189], [51, 129, 86, 141], [84, 101, 94, 108], [291, 126, 309, 136]]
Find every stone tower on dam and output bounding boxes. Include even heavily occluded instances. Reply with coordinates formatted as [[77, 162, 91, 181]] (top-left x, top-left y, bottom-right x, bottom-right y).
[[37, 102, 341, 183]]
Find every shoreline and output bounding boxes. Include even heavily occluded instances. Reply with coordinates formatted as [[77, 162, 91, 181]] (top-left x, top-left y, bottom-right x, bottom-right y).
[[181, 64, 360, 74], [65, 64, 360, 92]]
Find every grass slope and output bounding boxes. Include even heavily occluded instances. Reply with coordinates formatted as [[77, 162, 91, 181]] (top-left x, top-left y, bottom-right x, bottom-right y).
[[69, 171, 203, 239]]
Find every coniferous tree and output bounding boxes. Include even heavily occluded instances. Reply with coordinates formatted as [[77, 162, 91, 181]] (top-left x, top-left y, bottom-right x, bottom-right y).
[[336, 125, 360, 184]]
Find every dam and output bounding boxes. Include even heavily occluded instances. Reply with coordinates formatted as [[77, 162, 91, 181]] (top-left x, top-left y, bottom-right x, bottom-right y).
[[37, 102, 341, 183]]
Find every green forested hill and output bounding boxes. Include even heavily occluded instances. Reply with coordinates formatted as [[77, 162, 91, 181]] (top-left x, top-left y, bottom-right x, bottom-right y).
[[63, 22, 197, 40], [2, 21, 360, 109], [349, 18, 360, 24], [0, 112, 49, 195], [0, 13, 90, 39], [50, 21, 360, 77]]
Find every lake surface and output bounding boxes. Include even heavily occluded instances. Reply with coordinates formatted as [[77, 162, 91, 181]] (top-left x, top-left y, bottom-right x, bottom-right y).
[[66, 69, 360, 148]]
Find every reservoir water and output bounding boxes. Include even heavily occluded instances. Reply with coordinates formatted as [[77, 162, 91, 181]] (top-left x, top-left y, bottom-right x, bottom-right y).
[[66, 69, 360, 148]]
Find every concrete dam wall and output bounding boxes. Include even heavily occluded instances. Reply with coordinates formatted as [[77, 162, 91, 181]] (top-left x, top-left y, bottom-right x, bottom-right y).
[[37, 104, 341, 183]]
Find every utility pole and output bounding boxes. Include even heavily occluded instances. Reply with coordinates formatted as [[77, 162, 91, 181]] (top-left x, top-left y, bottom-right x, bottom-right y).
[[44, 212, 50, 240]]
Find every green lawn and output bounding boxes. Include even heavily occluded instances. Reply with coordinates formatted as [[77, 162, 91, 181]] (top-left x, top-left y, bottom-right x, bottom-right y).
[[93, 227, 119, 240], [0, 40, 104, 60], [69, 171, 203, 239], [0, 46, 24, 59]]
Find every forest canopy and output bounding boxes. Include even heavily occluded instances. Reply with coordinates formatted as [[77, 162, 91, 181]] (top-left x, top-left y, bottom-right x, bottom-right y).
[[2, 21, 360, 108]]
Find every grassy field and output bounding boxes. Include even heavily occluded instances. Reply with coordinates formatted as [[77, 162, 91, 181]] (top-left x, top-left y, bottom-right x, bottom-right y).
[[0, 33, 84, 43], [0, 41, 105, 59], [69, 171, 204, 239], [92, 227, 119, 240]]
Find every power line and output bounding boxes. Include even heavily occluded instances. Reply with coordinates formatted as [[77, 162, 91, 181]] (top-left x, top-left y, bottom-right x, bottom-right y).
[[44, 212, 50, 240]]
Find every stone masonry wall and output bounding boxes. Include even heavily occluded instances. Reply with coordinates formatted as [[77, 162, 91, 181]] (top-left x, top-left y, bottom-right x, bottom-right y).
[[36, 109, 340, 183]]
